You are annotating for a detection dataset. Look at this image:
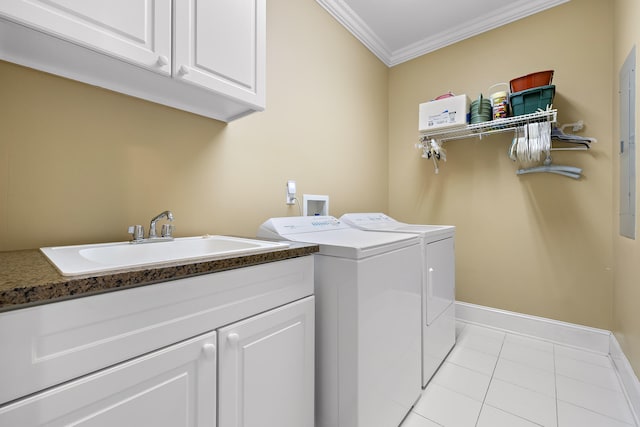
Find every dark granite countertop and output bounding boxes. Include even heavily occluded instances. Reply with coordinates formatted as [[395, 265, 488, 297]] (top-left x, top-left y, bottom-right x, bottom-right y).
[[0, 241, 318, 313]]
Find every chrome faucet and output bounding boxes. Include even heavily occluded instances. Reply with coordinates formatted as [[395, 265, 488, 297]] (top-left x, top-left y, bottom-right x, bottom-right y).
[[128, 210, 175, 243], [149, 210, 174, 239]]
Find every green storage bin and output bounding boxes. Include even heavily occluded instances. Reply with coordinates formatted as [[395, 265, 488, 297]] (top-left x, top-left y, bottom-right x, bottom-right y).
[[509, 85, 555, 116]]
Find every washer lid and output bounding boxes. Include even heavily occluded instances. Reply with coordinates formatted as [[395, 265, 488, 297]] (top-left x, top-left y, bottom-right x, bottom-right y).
[[340, 213, 455, 236], [257, 216, 420, 259], [258, 216, 349, 237], [340, 213, 402, 230]]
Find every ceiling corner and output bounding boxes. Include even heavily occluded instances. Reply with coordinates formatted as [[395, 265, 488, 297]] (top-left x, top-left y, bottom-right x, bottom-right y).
[[316, 0, 571, 68], [315, 0, 394, 67]]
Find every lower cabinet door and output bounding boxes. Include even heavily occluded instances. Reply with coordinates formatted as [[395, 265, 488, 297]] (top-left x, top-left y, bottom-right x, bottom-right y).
[[218, 296, 315, 427], [0, 331, 217, 427]]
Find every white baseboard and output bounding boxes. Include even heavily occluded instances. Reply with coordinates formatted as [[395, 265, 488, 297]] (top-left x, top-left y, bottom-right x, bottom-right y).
[[611, 334, 640, 425], [455, 301, 611, 353], [455, 301, 640, 424]]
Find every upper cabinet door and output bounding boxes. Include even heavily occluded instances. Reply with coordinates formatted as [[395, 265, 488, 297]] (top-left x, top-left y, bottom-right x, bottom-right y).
[[0, 0, 172, 75], [174, 0, 266, 108]]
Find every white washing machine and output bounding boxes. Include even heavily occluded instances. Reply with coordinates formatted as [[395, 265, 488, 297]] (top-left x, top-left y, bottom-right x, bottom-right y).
[[340, 213, 456, 387], [258, 216, 422, 427]]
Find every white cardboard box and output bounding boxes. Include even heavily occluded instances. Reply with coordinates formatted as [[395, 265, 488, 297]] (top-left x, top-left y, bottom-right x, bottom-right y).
[[419, 94, 470, 132]]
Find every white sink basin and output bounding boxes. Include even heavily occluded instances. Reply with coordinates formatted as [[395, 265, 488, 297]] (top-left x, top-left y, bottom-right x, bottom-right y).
[[41, 235, 290, 276]]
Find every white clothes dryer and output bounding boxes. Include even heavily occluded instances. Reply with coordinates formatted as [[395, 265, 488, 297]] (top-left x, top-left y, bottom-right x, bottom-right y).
[[340, 213, 456, 386], [258, 216, 422, 427]]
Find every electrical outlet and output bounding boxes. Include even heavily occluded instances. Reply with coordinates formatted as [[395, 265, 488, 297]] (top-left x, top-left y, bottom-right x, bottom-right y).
[[286, 180, 296, 205]]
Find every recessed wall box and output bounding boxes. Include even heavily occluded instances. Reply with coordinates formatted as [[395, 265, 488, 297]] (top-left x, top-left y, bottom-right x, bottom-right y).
[[302, 194, 329, 216], [419, 94, 470, 132]]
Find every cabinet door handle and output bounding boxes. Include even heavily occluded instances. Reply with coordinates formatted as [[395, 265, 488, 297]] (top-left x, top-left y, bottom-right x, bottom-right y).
[[202, 343, 216, 360], [227, 332, 240, 346], [178, 65, 190, 76], [156, 55, 169, 67]]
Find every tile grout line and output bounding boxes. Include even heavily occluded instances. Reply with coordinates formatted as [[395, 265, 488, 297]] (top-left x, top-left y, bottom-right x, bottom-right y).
[[409, 410, 445, 427], [460, 323, 637, 427], [406, 323, 636, 427], [473, 331, 506, 427], [555, 371, 627, 394], [555, 354, 638, 424]]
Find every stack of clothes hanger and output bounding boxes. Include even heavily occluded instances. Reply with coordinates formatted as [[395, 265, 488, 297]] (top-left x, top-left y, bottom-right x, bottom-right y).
[[510, 120, 595, 179]]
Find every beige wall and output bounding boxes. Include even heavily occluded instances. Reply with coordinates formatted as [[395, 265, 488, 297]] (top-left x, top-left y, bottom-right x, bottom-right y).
[[2, 0, 638, 375], [0, 0, 389, 251], [613, 0, 640, 377], [389, 0, 614, 330]]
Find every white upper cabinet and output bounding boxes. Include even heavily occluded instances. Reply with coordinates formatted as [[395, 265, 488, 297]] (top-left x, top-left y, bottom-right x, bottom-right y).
[[0, 0, 172, 74], [0, 0, 265, 121], [174, 0, 265, 107]]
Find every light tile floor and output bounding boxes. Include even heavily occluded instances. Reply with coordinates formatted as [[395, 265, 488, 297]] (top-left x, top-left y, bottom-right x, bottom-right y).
[[401, 322, 638, 427]]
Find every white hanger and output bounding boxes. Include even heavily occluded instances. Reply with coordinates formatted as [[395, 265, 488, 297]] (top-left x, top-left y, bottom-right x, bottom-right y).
[[516, 153, 582, 179]]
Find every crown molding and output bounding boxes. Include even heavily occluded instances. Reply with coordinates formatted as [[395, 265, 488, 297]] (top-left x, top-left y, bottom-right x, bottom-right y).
[[315, 0, 392, 65], [316, 0, 570, 67]]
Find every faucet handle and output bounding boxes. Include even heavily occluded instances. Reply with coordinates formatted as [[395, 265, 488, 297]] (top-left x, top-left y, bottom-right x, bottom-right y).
[[161, 223, 175, 238], [128, 225, 144, 241]]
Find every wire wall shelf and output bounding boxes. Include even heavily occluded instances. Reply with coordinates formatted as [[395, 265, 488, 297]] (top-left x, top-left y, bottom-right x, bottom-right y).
[[418, 109, 557, 144], [415, 108, 598, 179]]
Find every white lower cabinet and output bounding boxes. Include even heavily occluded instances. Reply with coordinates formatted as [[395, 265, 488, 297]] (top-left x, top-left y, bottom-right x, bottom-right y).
[[0, 331, 218, 427], [0, 257, 314, 427], [218, 297, 314, 427]]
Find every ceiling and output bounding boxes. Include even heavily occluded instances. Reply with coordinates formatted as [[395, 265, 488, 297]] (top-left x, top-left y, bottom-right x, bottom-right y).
[[316, 0, 569, 67]]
